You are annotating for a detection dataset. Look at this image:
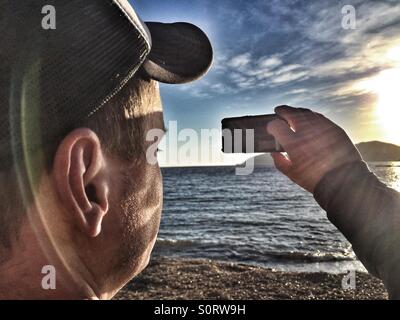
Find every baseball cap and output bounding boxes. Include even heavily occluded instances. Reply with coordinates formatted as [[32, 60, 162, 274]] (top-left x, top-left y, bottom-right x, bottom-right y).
[[0, 0, 213, 167]]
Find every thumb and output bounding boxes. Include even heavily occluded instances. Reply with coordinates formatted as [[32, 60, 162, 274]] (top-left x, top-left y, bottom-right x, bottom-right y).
[[271, 152, 293, 175]]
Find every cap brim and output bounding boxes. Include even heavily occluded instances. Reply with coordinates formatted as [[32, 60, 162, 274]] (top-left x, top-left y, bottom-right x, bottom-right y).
[[142, 22, 213, 84]]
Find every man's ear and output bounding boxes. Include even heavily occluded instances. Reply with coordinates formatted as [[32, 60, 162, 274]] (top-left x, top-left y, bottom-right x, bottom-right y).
[[53, 128, 109, 237]]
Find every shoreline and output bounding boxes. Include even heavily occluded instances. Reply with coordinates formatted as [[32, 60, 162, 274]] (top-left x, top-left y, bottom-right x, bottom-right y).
[[115, 257, 388, 300]]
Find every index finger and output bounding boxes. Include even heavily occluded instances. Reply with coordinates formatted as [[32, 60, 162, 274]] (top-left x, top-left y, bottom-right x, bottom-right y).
[[267, 118, 297, 151], [274, 105, 313, 132]]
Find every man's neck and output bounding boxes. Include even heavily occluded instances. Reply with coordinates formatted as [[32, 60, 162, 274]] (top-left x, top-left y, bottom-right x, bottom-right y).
[[0, 222, 99, 300]]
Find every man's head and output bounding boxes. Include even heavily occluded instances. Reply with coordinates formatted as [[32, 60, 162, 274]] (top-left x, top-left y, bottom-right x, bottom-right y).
[[0, 71, 165, 299], [0, 0, 212, 299]]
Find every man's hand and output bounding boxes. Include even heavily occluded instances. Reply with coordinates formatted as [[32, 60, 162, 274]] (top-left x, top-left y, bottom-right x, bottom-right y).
[[267, 105, 362, 193]]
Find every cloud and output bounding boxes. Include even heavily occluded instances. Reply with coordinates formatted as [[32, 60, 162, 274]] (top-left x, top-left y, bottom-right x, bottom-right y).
[[227, 53, 251, 69], [272, 70, 309, 84], [258, 56, 282, 69], [286, 88, 308, 95], [226, 53, 308, 89]]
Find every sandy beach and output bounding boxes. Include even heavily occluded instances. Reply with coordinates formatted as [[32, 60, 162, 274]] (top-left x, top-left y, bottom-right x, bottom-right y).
[[115, 257, 388, 300]]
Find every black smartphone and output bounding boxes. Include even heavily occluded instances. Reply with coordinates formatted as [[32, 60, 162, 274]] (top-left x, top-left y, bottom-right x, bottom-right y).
[[221, 114, 284, 153]]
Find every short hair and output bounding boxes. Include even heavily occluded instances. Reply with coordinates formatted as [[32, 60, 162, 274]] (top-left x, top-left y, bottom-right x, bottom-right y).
[[0, 70, 160, 250]]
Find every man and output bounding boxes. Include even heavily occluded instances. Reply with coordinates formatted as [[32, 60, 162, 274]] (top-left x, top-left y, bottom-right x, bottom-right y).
[[0, 0, 212, 299]]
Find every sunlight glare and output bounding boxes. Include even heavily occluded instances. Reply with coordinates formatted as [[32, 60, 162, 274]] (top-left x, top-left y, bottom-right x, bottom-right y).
[[356, 44, 400, 145], [374, 68, 400, 144], [386, 46, 400, 63]]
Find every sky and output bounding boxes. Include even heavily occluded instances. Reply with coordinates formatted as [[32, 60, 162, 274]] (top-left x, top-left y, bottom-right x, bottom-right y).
[[131, 0, 400, 167]]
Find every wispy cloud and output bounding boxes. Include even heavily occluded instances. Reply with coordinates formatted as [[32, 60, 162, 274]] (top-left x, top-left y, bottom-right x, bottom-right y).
[[227, 53, 251, 69]]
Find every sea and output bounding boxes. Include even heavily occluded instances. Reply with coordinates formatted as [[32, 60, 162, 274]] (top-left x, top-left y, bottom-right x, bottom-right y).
[[153, 162, 400, 273]]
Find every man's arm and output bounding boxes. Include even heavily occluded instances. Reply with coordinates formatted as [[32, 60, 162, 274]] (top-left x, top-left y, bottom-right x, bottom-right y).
[[267, 105, 400, 299]]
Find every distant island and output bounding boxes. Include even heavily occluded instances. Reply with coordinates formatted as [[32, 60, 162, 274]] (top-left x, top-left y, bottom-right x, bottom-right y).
[[241, 141, 400, 166], [240, 154, 274, 167], [356, 141, 400, 162]]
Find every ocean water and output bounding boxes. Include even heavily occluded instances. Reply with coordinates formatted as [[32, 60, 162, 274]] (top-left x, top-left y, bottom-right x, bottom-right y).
[[153, 162, 400, 273]]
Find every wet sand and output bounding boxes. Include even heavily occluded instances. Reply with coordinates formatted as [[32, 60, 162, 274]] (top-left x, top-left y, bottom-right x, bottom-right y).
[[115, 257, 388, 300]]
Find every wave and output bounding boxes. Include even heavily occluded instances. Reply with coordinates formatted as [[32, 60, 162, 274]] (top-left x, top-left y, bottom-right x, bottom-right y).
[[155, 238, 355, 263], [155, 238, 197, 250], [265, 250, 355, 263]]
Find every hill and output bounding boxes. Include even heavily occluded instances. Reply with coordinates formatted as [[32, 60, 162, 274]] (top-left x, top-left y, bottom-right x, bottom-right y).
[[239, 154, 274, 167], [356, 141, 400, 162], [239, 141, 400, 165]]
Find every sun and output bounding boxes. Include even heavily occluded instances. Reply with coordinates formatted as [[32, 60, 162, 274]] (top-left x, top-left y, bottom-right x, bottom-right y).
[[373, 68, 400, 144], [353, 45, 400, 145]]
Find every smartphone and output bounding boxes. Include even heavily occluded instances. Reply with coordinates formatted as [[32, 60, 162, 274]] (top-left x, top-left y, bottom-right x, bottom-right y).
[[221, 114, 283, 153]]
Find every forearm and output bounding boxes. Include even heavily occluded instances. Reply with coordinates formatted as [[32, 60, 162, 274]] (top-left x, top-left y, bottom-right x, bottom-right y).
[[314, 161, 400, 298]]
